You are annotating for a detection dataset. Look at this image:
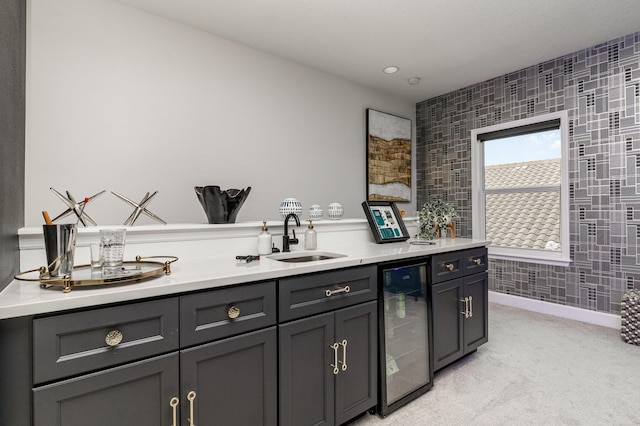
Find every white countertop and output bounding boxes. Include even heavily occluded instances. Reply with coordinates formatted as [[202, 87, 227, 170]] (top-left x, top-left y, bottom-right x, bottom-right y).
[[1, 237, 487, 319]]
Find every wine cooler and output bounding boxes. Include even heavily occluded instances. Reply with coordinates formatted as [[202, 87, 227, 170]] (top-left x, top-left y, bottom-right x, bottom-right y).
[[378, 257, 433, 416]]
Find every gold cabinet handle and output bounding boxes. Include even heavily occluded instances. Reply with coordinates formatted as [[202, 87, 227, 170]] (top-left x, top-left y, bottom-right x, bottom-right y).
[[187, 390, 196, 426], [105, 330, 123, 346], [169, 397, 179, 426], [330, 342, 340, 375], [460, 297, 470, 318], [468, 296, 473, 318], [339, 339, 348, 371], [445, 263, 454, 271], [473, 258, 481, 265], [325, 285, 350, 297], [227, 305, 240, 319]]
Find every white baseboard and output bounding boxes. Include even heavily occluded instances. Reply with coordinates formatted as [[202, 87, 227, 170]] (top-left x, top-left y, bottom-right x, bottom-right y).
[[489, 291, 621, 329]]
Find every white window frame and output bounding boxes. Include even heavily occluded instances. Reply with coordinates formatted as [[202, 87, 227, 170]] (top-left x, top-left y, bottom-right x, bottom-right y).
[[471, 110, 571, 267]]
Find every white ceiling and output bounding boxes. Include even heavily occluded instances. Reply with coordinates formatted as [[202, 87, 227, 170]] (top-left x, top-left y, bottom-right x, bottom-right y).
[[115, 0, 640, 103]]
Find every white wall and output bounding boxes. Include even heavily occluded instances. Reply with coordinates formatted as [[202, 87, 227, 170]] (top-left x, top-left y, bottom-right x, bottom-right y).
[[25, 0, 415, 227]]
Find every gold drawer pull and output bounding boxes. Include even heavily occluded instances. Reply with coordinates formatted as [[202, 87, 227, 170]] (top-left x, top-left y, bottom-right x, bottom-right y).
[[445, 263, 454, 271], [325, 285, 350, 297], [460, 297, 470, 318], [340, 339, 348, 371], [227, 305, 240, 319], [187, 390, 197, 426], [473, 258, 481, 265], [330, 342, 340, 375], [105, 330, 123, 346], [169, 397, 179, 426]]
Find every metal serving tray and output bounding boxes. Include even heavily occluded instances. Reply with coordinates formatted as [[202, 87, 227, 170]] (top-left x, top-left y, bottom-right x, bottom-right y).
[[15, 256, 178, 293]]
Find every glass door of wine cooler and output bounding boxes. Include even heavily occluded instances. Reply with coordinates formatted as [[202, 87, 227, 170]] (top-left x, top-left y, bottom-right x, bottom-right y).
[[379, 259, 433, 416]]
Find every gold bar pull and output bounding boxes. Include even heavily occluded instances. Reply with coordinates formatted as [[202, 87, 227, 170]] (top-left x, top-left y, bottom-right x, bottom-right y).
[[460, 297, 470, 318], [187, 390, 197, 426], [330, 342, 340, 374], [445, 263, 454, 271], [325, 285, 350, 297], [339, 339, 348, 371], [468, 296, 473, 318], [170, 397, 179, 426]]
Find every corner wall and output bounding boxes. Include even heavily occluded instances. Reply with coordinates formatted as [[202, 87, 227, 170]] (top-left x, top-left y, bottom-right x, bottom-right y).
[[0, 0, 25, 292], [417, 32, 640, 315]]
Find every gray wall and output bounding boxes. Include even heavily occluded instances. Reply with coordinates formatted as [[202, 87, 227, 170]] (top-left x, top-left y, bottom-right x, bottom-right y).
[[25, 0, 414, 227], [417, 32, 640, 315], [0, 0, 25, 291]]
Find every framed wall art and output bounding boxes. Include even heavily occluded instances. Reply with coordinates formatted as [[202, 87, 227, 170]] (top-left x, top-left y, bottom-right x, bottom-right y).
[[366, 109, 412, 202], [361, 200, 410, 244]]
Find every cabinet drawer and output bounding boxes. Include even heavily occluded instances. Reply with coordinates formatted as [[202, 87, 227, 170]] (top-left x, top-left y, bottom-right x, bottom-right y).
[[430, 247, 488, 284], [431, 251, 465, 284], [180, 281, 276, 347], [463, 247, 488, 276], [33, 297, 179, 385], [279, 266, 377, 322]]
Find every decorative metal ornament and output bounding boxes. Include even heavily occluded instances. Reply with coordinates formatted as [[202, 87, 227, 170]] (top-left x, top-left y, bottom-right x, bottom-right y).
[[50, 188, 106, 226], [112, 191, 167, 226]]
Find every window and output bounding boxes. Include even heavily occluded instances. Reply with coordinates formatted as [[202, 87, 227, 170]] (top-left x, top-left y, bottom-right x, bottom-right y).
[[471, 111, 571, 266]]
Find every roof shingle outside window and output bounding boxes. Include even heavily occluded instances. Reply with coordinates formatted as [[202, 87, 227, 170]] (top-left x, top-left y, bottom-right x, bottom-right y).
[[485, 159, 561, 250]]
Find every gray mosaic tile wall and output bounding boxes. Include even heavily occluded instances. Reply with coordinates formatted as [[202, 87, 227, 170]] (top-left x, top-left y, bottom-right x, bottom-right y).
[[417, 32, 640, 315]]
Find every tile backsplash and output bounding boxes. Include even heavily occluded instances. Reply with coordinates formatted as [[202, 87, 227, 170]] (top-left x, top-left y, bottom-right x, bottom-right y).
[[417, 32, 640, 314]]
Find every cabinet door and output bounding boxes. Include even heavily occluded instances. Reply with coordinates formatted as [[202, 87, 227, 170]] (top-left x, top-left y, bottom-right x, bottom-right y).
[[431, 278, 464, 371], [334, 301, 377, 425], [33, 353, 179, 426], [463, 272, 489, 353], [279, 312, 335, 426], [180, 327, 277, 426]]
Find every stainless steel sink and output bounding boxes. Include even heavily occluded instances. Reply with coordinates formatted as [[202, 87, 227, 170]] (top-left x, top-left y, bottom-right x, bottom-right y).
[[267, 251, 347, 263]]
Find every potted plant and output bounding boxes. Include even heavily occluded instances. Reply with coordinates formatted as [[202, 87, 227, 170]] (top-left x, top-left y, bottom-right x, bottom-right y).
[[417, 200, 458, 239]]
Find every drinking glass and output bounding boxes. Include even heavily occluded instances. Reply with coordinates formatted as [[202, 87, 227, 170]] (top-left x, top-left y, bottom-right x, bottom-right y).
[[100, 229, 126, 269]]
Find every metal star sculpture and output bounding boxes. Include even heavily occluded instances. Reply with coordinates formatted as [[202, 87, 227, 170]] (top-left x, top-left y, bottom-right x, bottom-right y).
[[112, 191, 167, 226], [50, 188, 106, 226]]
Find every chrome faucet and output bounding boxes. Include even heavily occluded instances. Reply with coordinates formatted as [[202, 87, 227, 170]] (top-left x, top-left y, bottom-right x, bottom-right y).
[[283, 213, 300, 252]]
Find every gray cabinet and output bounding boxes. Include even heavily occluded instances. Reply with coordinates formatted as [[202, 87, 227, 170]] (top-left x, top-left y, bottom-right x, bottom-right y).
[[178, 282, 278, 425], [180, 327, 277, 425], [278, 267, 378, 426], [32, 282, 278, 426], [33, 353, 179, 426], [32, 297, 180, 385], [279, 302, 377, 426], [430, 248, 488, 371]]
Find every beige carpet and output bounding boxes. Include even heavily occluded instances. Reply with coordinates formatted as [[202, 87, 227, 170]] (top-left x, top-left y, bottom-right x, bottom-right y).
[[349, 302, 640, 425]]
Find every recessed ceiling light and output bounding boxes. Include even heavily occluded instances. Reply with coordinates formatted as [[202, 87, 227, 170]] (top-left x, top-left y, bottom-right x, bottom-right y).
[[408, 77, 421, 85], [383, 66, 399, 74]]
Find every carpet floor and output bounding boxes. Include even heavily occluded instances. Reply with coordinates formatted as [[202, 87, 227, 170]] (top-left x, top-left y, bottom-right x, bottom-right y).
[[349, 302, 640, 425]]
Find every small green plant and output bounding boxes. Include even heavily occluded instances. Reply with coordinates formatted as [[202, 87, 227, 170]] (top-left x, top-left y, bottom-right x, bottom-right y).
[[418, 200, 458, 239]]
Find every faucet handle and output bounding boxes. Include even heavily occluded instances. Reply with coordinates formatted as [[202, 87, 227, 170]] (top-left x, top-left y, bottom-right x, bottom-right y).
[[290, 229, 299, 245]]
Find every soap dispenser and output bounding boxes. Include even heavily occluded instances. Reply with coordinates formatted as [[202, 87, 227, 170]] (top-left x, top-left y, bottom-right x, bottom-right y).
[[304, 220, 317, 250], [257, 221, 272, 255]]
